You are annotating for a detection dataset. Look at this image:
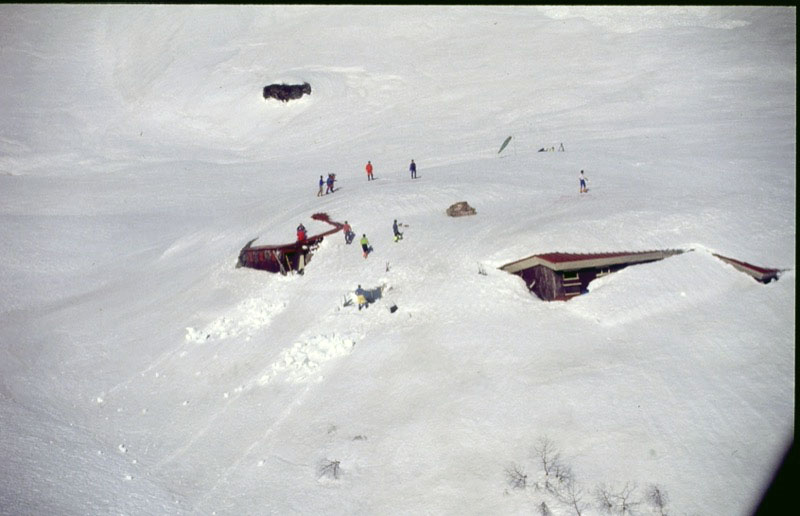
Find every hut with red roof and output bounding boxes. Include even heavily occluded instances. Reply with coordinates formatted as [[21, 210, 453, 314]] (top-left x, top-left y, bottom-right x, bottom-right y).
[[237, 213, 343, 275], [500, 249, 685, 301]]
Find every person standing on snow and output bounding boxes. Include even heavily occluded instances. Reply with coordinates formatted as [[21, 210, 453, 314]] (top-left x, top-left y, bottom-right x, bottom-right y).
[[409, 159, 417, 179], [355, 284, 367, 310], [366, 161, 374, 181], [297, 223, 307, 242], [579, 170, 588, 194], [326, 174, 335, 194], [342, 220, 354, 244], [392, 219, 403, 242], [317, 175, 324, 197], [360, 234, 371, 258]]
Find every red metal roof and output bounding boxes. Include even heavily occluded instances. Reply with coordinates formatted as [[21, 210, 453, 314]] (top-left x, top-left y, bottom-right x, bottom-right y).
[[246, 212, 343, 252], [534, 251, 658, 263], [712, 253, 780, 277], [500, 249, 685, 273]]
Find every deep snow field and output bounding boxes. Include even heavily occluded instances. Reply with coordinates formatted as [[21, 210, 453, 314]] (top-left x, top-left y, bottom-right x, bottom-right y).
[[0, 5, 795, 516]]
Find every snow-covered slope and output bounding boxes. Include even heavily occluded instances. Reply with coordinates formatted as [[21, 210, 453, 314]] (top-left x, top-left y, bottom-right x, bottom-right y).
[[0, 5, 794, 516]]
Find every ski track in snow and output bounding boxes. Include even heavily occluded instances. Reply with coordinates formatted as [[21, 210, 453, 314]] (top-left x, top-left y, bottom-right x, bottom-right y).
[[193, 384, 316, 513], [149, 332, 356, 474]]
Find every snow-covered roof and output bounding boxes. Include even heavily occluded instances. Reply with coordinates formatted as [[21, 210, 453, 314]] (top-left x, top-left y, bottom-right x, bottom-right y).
[[500, 249, 685, 273]]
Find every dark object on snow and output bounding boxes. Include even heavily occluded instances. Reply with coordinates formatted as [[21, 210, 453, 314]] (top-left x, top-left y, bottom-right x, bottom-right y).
[[501, 250, 684, 301], [389, 304, 398, 314], [446, 201, 477, 217], [498, 136, 512, 154], [237, 213, 342, 275], [263, 82, 311, 102]]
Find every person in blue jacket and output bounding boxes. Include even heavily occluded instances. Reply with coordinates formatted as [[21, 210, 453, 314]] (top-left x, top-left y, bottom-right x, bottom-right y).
[[409, 159, 417, 179], [355, 284, 367, 310], [326, 173, 335, 194]]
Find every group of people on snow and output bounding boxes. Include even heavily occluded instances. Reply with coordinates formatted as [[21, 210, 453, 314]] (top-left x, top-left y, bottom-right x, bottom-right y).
[[318, 173, 337, 196], [296, 217, 401, 261], [538, 142, 565, 152], [361, 159, 418, 181], [302, 155, 588, 264], [315, 159, 418, 196], [295, 152, 590, 313]]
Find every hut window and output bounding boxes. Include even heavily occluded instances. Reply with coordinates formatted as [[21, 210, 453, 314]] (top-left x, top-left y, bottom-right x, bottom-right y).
[[596, 267, 612, 277], [563, 270, 581, 296]]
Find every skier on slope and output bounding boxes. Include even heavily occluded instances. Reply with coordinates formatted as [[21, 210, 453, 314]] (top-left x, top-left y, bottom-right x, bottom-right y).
[[297, 223, 307, 242], [366, 161, 374, 181], [317, 175, 324, 197], [579, 170, 588, 194], [360, 234, 371, 259], [409, 159, 417, 179], [392, 219, 404, 242]]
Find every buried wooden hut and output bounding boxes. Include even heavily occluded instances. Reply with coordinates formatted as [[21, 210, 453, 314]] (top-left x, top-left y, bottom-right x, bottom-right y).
[[500, 249, 685, 301], [237, 213, 343, 275]]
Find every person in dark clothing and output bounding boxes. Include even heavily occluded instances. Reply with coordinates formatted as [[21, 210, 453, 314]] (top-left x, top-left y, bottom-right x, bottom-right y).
[[317, 175, 324, 197], [409, 159, 417, 179]]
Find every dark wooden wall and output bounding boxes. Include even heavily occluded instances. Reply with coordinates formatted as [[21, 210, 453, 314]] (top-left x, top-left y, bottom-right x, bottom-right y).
[[517, 265, 564, 301]]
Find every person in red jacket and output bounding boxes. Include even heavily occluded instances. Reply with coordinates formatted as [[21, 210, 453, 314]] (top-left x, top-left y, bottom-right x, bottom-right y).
[[342, 220, 354, 244], [296, 223, 307, 242], [366, 161, 374, 181]]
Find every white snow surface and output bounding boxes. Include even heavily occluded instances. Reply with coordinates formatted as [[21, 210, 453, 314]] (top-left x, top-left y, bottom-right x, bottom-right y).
[[0, 5, 795, 516]]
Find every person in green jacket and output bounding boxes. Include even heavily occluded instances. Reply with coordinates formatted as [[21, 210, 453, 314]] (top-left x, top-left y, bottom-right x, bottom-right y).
[[360, 234, 371, 259]]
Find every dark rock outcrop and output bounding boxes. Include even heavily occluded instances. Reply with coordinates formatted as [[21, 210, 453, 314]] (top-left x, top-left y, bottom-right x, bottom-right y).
[[446, 201, 477, 217], [263, 82, 311, 102]]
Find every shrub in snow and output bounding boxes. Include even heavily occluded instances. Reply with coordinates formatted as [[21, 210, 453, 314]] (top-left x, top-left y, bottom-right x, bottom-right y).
[[533, 436, 566, 493], [594, 482, 640, 514], [318, 459, 341, 480], [529, 437, 585, 514], [553, 462, 574, 487], [504, 463, 528, 489], [516, 437, 675, 516], [645, 485, 669, 516], [559, 479, 587, 516]]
